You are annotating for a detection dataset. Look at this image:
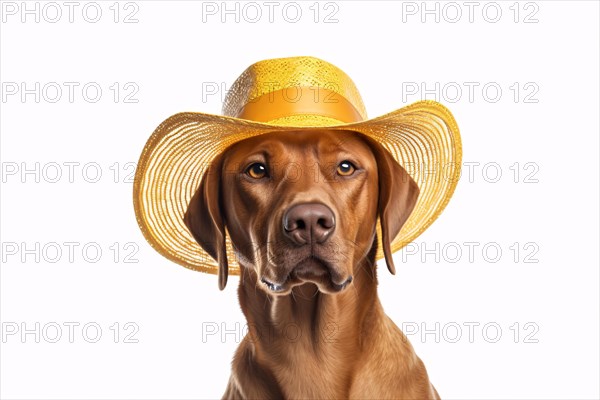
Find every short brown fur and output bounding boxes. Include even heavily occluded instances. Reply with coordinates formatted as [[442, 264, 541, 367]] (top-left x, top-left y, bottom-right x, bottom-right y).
[[185, 130, 439, 399]]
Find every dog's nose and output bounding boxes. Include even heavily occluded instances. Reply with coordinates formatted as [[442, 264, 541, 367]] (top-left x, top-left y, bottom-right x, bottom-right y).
[[283, 203, 335, 245]]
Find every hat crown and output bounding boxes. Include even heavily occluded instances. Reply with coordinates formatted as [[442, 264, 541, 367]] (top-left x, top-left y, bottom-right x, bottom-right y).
[[222, 56, 367, 126]]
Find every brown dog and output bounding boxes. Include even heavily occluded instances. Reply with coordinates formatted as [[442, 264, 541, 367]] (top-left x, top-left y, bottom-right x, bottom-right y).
[[184, 129, 440, 399]]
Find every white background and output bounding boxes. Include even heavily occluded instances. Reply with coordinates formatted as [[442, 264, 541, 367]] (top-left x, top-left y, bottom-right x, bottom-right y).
[[1, 1, 599, 399]]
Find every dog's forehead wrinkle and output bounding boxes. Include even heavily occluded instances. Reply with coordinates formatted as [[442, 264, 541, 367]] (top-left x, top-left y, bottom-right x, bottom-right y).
[[317, 131, 352, 155], [243, 146, 277, 165], [281, 129, 357, 155]]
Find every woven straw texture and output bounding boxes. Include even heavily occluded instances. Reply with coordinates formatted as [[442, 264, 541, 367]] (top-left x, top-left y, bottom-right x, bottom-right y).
[[133, 57, 462, 276], [223, 56, 367, 120]]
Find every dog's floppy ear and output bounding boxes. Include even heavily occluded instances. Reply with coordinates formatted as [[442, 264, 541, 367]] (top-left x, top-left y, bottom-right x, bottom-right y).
[[184, 153, 229, 290], [366, 138, 420, 275]]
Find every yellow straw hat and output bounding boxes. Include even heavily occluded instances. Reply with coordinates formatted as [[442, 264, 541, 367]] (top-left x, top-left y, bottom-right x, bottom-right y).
[[133, 56, 462, 276]]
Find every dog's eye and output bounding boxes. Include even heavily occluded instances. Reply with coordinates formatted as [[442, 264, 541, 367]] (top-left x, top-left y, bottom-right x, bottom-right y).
[[246, 162, 268, 179], [336, 161, 356, 176]]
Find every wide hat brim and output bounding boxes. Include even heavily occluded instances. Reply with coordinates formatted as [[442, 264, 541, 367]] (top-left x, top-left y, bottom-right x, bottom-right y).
[[133, 100, 462, 276]]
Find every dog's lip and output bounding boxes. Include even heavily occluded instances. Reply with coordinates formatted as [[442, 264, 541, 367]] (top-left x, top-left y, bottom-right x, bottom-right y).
[[260, 277, 287, 293], [261, 257, 353, 294], [331, 275, 353, 291]]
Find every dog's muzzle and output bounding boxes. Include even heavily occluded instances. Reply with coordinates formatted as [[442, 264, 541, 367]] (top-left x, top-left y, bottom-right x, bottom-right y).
[[259, 203, 352, 294]]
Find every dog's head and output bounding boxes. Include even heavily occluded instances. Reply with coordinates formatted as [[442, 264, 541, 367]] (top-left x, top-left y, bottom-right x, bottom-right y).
[[184, 130, 419, 293]]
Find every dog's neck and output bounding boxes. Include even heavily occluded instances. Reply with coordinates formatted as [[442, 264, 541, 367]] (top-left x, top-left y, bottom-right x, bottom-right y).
[[236, 243, 383, 364]]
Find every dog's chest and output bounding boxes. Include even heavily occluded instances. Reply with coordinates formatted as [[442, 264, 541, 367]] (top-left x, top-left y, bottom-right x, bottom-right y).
[[270, 344, 352, 398]]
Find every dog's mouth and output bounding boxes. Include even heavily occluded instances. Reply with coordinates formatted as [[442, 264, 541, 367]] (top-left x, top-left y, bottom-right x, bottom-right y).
[[260, 257, 353, 295]]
